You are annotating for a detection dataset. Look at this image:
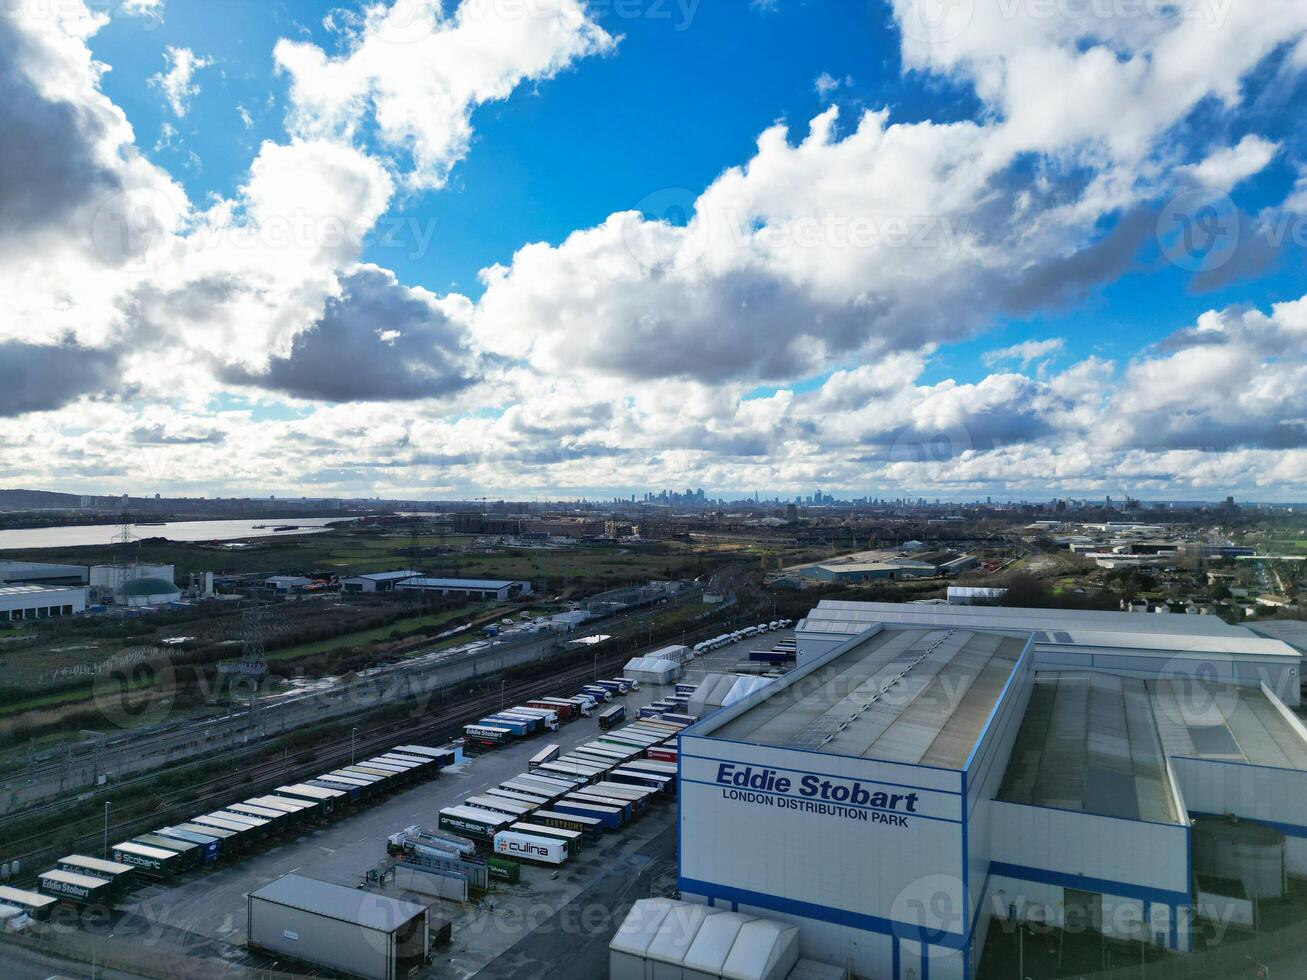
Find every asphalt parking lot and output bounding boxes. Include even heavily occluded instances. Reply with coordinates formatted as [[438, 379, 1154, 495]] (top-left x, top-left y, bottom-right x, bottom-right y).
[[29, 678, 681, 978]]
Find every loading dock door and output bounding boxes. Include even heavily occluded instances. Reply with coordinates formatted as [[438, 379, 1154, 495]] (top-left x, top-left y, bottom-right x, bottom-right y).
[[1064, 888, 1103, 934]]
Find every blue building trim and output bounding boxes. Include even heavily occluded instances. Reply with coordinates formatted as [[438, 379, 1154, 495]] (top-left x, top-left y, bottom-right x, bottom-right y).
[[892, 935, 900, 978], [1187, 809, 1307, 838], [962, 634, 1033, 773], [679, 777, 963, 825], [677, 876, 969, 951], [987, 861, 1190, 907]]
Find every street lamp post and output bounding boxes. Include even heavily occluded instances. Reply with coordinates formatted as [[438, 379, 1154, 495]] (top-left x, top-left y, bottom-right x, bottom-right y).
[[351, 727, 357, 765], [103, 801, 110, 859]]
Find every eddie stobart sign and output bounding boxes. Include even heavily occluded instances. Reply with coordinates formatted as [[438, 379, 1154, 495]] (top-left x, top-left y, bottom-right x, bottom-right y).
[[713, 763, 920, 827]]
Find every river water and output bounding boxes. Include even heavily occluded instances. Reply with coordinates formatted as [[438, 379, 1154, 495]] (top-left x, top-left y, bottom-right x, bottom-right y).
[[0, 517, 339, 551]]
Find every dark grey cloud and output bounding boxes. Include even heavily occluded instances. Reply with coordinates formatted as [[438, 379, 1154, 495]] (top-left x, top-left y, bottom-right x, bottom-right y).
[[225, 267, 483, 402], [129, 424, 225, 446], [0, 340, 120, 416], [0, 16, 122, 236]]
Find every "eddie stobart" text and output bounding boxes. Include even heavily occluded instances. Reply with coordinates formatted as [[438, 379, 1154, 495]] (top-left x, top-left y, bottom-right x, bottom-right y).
[[715, 764, 920, 813]]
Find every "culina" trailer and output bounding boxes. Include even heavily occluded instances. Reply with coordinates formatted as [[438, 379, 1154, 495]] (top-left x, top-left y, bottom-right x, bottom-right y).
[[492, 831, 567, 866], [509, 822, 583, 858]]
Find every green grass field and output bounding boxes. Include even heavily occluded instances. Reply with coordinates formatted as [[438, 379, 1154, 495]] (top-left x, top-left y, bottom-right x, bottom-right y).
[[262, 605, 478, 662]]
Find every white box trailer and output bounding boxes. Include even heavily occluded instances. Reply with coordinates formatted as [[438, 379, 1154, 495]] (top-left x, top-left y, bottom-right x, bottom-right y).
[[247, 873, 429, 980], [493, 831, 567, 866]]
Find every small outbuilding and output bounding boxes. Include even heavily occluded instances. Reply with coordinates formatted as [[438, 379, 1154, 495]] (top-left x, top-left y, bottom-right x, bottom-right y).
[[609, 898, 800, 980], [622, 656, 682, 686]]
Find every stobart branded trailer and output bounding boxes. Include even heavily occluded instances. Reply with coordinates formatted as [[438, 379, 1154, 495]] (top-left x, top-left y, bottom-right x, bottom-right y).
[[110, 841, 182, 877], [464, 724, 514, 747], [493, 831, 567, 866], [56, 855, 136, 890], [392, 744, 456, 768], [39, 869, 115, 905]]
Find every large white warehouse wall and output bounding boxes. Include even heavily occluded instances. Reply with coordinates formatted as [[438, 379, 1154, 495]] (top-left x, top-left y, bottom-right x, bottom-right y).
[[679, 731, 968, 980], [1172, 757, 1307, 875], [987, 800, 1192, 951]]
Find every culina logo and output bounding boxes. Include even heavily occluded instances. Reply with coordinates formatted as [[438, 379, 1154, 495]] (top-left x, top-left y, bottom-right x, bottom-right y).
[[714, 764, 919, 827]]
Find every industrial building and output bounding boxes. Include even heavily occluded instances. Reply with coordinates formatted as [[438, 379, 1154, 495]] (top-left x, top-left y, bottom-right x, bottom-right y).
[[0, 584, 88, 621], [0, 560, 88, 586], [341, 570, 424, 593], [394, 577, 533, 601], [115, 577, 182, 608], [800, 560, 937, 584], [676, 602, 1307, 980]]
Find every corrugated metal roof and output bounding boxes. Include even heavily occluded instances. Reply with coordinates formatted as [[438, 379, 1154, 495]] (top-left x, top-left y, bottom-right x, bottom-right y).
[[249, 874, 426, 932], [399, 577, 516, 589], [997, 672, 1182, 824], [711, 626, 1025, 767], [1150, 679, 1307, 770]]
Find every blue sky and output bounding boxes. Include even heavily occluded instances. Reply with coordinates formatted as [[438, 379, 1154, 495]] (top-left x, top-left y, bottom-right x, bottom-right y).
[[2, 0, 1307, 499]]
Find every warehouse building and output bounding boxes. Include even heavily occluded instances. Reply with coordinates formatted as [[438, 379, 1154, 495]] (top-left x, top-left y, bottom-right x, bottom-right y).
[[795, 600, 1303, 706], [0, 560, 88, 586], [340, 570, 424, 593], [0, 584, 88, 621], [800, 560, 937, 584], [394, 577, 532, 601], [677, 612, 1307, 980]]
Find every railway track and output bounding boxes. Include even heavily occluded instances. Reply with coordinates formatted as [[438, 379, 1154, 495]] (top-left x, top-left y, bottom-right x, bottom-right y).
[[0, 649, 633, 879]]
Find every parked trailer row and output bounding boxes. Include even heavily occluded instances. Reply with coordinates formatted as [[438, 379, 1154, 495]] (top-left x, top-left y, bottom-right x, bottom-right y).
[[0, 885, 58, 920]]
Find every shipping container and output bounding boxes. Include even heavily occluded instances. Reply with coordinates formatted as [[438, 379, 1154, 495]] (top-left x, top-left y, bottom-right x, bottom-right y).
[[275, 783, 345, 812], [38, 869, 115, 905], [110, 841, 182, 878], [137, 830, 210, 866], [552, 797, 623, 829], [500, 778, 564, 803], [481, 715, 530, 737], [509, 822, 583, 858], [492, 831, 567, 866], [437, 805, 514, 842], [54, 855, 136, 890], [248, 795, 318, 822], [567, 791, 635, 822], [645, 745, 678, 763], [0, 885, 57, 920], [392, 744, 456, 767], [529, 744, 561, 768], [226, 803, 291, 829], [598, 705, 626, 729], [530, 809, 604, 842], [247, 874, 428, 980], [485, 787, 551, 808], [166, 824, 234, 859], [464, 795, 536, 818], [609, 767, 676, 796]]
